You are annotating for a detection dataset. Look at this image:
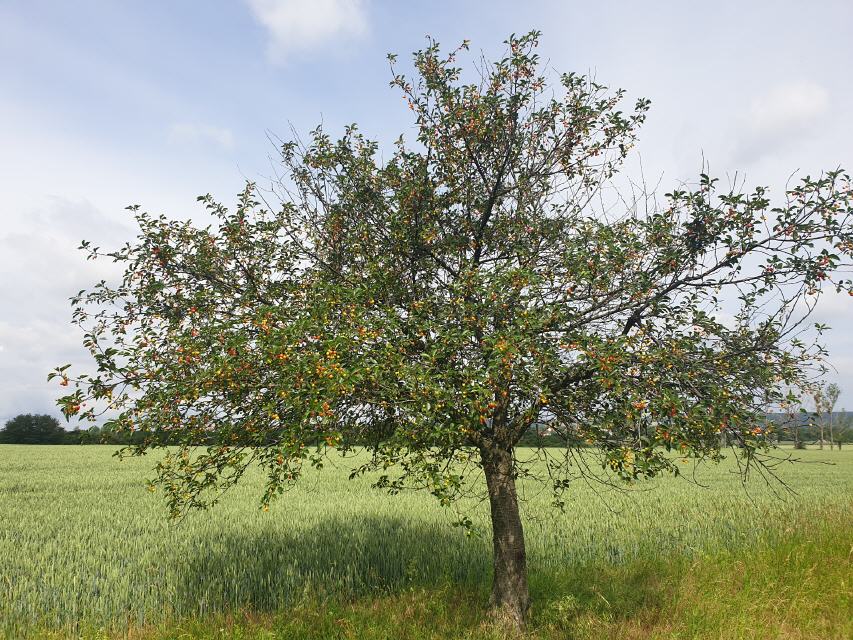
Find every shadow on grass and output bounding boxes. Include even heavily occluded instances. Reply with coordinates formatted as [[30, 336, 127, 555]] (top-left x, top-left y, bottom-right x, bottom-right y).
[[175, 516, 491, 616], [175, 516, 677, 634]]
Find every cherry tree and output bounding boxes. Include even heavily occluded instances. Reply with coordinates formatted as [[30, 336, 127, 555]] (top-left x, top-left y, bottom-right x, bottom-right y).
[[56, 32, 853, 626]]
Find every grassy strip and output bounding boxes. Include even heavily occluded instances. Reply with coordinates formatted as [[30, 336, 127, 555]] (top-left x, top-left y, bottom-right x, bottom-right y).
[[29, 503, 849, 640]]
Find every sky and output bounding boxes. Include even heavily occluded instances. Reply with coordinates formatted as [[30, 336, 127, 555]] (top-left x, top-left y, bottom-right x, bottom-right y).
[[1, 0, 852, 425]]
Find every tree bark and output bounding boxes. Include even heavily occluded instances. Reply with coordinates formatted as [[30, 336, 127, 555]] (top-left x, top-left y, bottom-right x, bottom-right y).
[[480, 445, 530, 629]]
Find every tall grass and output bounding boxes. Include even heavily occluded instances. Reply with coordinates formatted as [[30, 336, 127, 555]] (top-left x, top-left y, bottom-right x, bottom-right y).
[[0, 446, 850, 638]]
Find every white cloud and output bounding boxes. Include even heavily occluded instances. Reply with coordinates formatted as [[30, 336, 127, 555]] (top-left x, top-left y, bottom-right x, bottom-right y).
[[168, 122, 235, 149], [732, 82, 830, 164], [245, 0, 367, 62], [749, 82, 829, 134], [0, 197, 129, 425]]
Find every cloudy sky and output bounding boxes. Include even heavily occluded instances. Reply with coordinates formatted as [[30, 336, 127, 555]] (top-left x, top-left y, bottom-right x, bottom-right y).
[[1, 0, 852, 424]]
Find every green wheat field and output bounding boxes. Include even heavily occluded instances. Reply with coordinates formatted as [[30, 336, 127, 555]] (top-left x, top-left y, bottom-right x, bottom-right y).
[[1, 445, 850, 639]]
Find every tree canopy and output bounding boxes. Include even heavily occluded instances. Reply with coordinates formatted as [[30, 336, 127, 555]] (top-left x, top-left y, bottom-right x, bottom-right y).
[[56, 32, 853, 626]]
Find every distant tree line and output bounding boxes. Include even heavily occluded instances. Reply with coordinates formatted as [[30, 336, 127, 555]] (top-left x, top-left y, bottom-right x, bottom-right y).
[[765, 409, 852, 449], [2, 411, 851, 447], [0, 414, 67, 444], [520, 411, 853, 449], [0, 414, 146, 445]]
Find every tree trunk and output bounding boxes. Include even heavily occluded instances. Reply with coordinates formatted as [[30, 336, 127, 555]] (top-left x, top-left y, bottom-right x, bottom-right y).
[[480, 446, 530, 629], [828, 412, 834, 450]]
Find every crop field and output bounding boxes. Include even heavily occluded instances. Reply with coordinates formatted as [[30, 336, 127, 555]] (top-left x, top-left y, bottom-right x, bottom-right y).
[[0, 445, 851, 639]]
